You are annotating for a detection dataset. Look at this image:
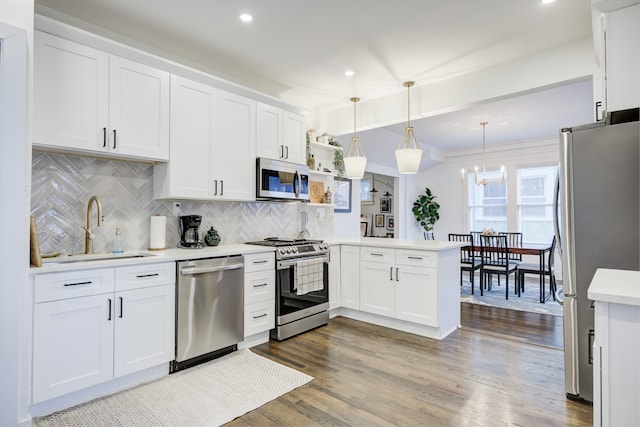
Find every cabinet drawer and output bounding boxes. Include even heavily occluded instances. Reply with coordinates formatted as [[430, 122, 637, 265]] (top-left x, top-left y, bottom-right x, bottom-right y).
[[244, 300, 275, 337], [244, 270, 275, 305], [115, 262, 175, 291], [35, 268, 115, 303], [244, 252, 275, 273], [396, 249, 436, 268], [360, 247, 395, 263]]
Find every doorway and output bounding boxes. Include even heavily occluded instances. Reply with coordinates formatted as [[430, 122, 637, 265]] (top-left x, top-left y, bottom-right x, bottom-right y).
[[359, 172, 395, 238]]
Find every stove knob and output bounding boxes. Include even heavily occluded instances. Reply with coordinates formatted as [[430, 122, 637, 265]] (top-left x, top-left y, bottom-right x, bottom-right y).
[[292, 247, 298, 253], [278, 248, 286, 256], [285, 247, 292, 254]]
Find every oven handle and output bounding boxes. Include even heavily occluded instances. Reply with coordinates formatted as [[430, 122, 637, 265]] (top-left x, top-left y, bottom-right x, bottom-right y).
[[180, 263, 244, 275], [277, 254, 330, 270]]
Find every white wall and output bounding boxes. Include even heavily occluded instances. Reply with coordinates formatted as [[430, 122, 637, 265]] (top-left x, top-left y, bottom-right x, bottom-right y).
[[0, 1, 33, 426]]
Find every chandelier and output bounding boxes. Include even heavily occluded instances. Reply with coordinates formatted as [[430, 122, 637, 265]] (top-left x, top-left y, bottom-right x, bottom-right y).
[[395, 81, 423, 174], [343, 97, 367, 179], [461, 121, 505, 185]]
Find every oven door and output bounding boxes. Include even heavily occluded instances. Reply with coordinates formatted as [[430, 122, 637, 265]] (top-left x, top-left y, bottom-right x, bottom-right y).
[[256, 157, 310, 201], [276, 254, 329, 325]]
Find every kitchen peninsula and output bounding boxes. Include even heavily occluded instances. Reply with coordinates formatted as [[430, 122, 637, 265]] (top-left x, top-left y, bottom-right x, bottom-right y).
[[328, 238, 463, 340]]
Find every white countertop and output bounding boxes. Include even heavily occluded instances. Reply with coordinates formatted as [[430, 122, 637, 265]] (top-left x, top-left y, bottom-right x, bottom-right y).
[[326, 237, 465, 251], [30, 244, 275, 275], [588, 268, 640, 307]]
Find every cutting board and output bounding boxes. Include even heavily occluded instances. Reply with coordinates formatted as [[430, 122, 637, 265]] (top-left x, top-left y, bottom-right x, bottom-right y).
[[30, 215, 42, 267]]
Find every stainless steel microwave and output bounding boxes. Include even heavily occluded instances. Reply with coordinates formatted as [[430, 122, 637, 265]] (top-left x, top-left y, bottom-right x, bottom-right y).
[[256, 158, 310, 201]]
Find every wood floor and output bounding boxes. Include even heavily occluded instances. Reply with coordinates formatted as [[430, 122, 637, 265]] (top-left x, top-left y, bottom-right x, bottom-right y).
[[228, 313, 591, 426]]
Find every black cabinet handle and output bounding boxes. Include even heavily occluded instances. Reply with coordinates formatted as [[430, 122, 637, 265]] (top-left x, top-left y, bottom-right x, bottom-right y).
[[63, 281, 92, 287], [213, 180, 218, 196], [595, 101, 603, 122], [136, 273, 159, 278], [119, 297, 123, 318], [103, 127, 107, 147], [253, 283, 268, 288], [285, 146, 289, 159], [396, 267, 399, 282], [253, 260, 268, 264], [280, 145, 284, 159], [588, 329, 595, 364], [108, 298, 112, 321], [112, 129, 117, 149], [408, 256, 423, 260], [389, 267, 393, 281], [253, 313, 268, 319], [220, 180, 224, 196]]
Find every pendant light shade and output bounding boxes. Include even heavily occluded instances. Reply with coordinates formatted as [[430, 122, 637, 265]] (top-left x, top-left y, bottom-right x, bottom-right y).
[[343, 97, 367, 179], [395, 81, 422, 174]]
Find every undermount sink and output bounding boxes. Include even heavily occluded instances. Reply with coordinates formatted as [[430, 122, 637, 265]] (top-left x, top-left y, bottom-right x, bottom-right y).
[[41, 251, 157, 264]]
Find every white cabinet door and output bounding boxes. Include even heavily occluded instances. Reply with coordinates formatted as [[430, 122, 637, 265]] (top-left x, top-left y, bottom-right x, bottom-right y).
[[396, 265, 437, 326], [283, 111, 306, 164], [340, 245, 360, 309], [212, 91, 256, 200], [33, 31, 109, 152], [256, 102, 284, 160], [33, 295, 114, 403], [154, 75, 216, 199], [329, 245, 341, 310], [108, 56, 169, 160], [113, 284, 174, 378], [360, 261, 395, 316], [605, 4, 640, 112]]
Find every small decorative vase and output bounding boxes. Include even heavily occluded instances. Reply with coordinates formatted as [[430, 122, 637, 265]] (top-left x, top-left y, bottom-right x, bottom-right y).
[[204, 227, 221, 246]]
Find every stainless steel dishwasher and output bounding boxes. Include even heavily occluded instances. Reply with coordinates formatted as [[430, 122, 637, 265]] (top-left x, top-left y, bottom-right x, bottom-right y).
[[172, 255, 244, 372]]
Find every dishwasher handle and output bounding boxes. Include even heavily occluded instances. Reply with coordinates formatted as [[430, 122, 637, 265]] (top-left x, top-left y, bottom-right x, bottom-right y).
[[180, 263, 244, 276]]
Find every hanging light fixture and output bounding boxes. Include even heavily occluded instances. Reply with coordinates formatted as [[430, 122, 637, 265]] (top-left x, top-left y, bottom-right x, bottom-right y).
[[369, 173, 378, 194], [395, 81, 423, 174], [343, 97, 367, 179], [460, 121, 505, 185]]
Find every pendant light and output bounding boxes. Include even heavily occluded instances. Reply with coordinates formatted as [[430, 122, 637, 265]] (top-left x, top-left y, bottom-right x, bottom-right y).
[[369, 173, 378, 194], [343, 97, 367, 179], [395, 81, 423, 174], [460, 121, 505, 185]]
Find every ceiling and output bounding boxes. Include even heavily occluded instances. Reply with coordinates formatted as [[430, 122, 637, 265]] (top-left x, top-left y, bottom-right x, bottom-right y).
[[35, 0, 596, 165]]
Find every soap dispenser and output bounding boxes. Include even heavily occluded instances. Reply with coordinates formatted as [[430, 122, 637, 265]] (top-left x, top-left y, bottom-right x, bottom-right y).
[[112, 227, 124, 253]]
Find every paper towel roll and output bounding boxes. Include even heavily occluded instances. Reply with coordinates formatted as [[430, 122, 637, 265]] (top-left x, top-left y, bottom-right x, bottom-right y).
[[149, 215, 166, 250]]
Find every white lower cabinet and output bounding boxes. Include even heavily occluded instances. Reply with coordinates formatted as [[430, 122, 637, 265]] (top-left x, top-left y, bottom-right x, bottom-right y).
[[328, 245, 341, 310], [360, 247, 437, 327], [243, 252, 275, 338], [32, 263, 175, 403], [340, 245, 360, 309]]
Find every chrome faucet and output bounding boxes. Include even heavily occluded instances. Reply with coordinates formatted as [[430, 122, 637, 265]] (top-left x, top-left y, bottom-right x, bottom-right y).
[[85, 195, 104, 254]]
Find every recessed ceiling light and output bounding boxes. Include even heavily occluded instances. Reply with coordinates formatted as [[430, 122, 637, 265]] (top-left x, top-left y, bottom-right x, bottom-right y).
[[345, 69, 355, 77], [541, 0, 555, 4], [240, 13, 253, 23]]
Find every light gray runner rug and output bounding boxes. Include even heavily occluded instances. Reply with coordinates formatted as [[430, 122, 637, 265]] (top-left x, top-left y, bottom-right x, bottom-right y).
[[35, 349, 313, 427]]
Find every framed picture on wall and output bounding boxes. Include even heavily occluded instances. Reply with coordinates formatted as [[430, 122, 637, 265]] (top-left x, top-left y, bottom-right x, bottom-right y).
[[375, 214, 384, 227], [334, 178, 352, 213], [380, 197, 391, 213], [387, 216, 394, 230]]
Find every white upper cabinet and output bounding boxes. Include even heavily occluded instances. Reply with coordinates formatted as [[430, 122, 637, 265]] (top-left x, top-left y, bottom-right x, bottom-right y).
[[33, 31, 170, 161], [154, 75, 256, 201], [256, 102, 306, 165]]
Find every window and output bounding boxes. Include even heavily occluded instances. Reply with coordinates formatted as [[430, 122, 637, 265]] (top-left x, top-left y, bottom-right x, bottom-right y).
[[467, 169, 508, 232], [360, 174, 373, 204], [467, 164, 558, 243], [517, 165, 558, 244]]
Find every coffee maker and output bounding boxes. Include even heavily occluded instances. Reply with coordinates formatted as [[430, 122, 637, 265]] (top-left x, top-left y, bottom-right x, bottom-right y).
[[179, 215, 203, 248]]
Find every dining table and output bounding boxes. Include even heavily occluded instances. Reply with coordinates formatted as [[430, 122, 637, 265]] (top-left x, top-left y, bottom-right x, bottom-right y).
[[462, 241, 555, 302]]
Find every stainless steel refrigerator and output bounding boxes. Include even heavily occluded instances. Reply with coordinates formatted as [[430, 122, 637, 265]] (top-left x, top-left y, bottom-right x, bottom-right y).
[[555, 108, 640, 403]]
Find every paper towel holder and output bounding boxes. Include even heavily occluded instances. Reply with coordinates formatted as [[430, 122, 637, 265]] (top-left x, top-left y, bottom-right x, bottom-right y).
[[148, 214, 167, 251]]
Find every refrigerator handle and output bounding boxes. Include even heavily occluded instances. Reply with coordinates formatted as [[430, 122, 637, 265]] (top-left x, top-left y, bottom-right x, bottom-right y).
[[553, 171, 562, 256]]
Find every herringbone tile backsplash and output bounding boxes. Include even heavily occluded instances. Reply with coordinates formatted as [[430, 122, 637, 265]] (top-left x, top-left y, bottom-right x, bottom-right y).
[[32, 153, 333, 255]]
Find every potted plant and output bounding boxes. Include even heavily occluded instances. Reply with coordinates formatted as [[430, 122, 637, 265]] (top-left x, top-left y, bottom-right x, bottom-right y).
[[412, 187, 440, 236]]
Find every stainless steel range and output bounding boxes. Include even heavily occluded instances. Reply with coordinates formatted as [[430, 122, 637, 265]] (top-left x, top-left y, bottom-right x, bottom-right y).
[[245, 237, 330, 340]]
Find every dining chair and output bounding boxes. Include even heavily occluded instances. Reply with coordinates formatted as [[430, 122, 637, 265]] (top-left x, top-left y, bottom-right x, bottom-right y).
[[517, 236, 557, 303], [479, 234, 520, 299], [499, 232, 524, 263], [448, 233, 481, 294]]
